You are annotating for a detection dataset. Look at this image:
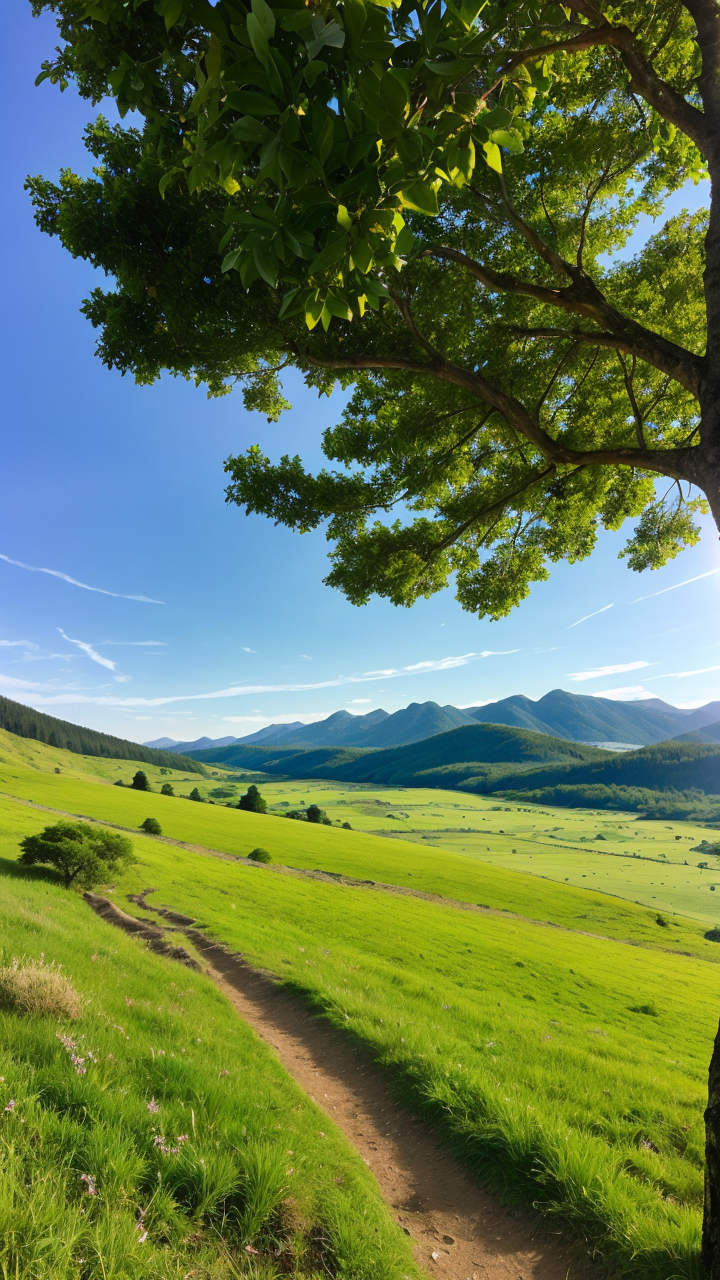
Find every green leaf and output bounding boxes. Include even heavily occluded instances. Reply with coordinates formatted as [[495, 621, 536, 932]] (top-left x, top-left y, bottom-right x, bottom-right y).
[[205, 33, 222, 79], [251, 0, 276, 41], [221, 246, 244, 272], [305, 292, 325, 328], [253, 242, 279, 286], [380, 69, 409, 119], [351, 238, 373, 273], [491, 128, 523, 154], [337, 204, 353, 231], [158, 167, 182, 197], [159, 0, 184, 31], [247, 13, 271, 66], [482, 140, 502, 173], [398, 181, 439, 215], [309, 234, 348, 274], [343, 0, 367, 44], [304, 60, 328, 87], [226, 90, 281, 116]]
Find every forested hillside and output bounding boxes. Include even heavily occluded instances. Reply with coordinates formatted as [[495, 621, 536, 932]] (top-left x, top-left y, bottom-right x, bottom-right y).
[[0, 696, 203, 773]]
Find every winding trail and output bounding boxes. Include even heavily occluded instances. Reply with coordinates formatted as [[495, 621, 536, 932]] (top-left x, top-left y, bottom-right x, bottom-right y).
[[84, 889, 597, 1280]]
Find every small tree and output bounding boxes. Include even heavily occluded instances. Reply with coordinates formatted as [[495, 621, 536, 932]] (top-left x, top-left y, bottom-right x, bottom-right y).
[[131, 771, 150, 792], [188, 787, 205, 803], [140, 817, 162, 836], [161, 783, 174, 797], [306, 805, 331, 825], [19, 821, 135, 890], [342, 822, 352, 830], [248, 847, 272, 863], [238, 786, 267, 814]]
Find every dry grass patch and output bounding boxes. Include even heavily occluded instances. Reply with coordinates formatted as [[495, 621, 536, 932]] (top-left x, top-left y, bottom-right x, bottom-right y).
[[0, 957, 80, 1019]]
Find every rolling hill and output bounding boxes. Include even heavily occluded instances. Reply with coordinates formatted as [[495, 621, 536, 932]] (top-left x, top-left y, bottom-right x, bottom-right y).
[[0, 695, 204, 773], [466, 688, 701, 745]]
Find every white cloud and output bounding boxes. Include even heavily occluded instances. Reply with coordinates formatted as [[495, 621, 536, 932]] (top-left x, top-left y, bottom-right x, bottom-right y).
[[57, 629, 118, 673], [114, 675, 133, 683], [588, 685, 655, 700], [101, 640, 166, 647], [570, 661, 652, 682], [0, 554, 164, 603], [0, 639, 38, 649], [0, 674, 50, 691], [349, 699, 372, 704], [240, 647, 256, 653], [568, 604, 614, 628], [631, 566, 720, 603], [9, 648, 519, 710], [650, 664, 720, 680], [676, 698, 718, 708], [222, 712, 328, 726]]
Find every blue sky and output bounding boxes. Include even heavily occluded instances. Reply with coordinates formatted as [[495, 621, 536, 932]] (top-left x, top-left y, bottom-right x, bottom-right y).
[[2, 0, 719, 744]]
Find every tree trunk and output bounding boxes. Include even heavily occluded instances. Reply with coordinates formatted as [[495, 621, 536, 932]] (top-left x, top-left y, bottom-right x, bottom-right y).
[[704, 1018, 720, 1274]]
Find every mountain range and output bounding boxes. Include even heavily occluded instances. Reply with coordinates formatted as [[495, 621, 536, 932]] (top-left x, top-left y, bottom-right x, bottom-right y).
[[146, 689, 720, 756]]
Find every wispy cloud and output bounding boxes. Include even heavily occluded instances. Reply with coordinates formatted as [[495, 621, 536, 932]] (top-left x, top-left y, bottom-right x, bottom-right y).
[[0, 639, 38, 649], [0, 554, 164, 604], [240, 647, 256, 653], [57, 629, 118, 673], [568, 604, 614, 628], [7, 649, 517, 709], [588, 684, 654, 700], [649, 664, 720, 680], [570, 661, 652, 682], [349, 698, 372, 704], [631, 566, 720, 603], [100, 640, 166, 647]]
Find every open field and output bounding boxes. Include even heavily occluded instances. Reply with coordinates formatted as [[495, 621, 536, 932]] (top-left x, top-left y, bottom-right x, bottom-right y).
[[3, 756, 720, 1275], [0, 803, 420, 1280], [4, 751, 720, 960]]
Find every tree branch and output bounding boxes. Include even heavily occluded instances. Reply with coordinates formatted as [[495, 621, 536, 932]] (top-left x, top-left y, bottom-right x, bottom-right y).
[[426, 245, 703, 395], [432, 463, 558, 554], [301, 345, 702, 484]]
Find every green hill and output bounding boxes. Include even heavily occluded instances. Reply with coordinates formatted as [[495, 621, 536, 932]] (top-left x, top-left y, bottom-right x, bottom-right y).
[[0, 695, 204, 773], [188, 727, 720, 814]]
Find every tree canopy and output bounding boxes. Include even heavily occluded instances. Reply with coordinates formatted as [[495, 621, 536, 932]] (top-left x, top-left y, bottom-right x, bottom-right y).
[[27, 0, 719, 617], [19, 821, 135, 889]]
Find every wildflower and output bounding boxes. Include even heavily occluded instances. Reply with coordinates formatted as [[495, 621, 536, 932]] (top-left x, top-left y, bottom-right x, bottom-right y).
[[80, 1174, 97, 1196], [244, 1245, 259, 1255], [147, 1097, 160, 1114], [177, 1134, 189, 1143], [4, 1099, 15, 1112], [153, 1135, 165, 1146], [220, 1069, 230, 1077], [137, 1230, 148, 1244]]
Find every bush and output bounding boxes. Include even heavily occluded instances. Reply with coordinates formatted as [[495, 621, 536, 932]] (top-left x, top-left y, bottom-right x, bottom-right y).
[[188, 787, 205, 802], [306, 804, 327, 824], [114, 779, 124, 787], [131, 770, 150, 791], [161, 782, 174, 796], [248, 848, 271, 863], [140, 817, 162, 835], [238, 785, 267, 814], [19, 821, 135, 890], [342, 822, 352, 830], [0, 957, 80, 1019]]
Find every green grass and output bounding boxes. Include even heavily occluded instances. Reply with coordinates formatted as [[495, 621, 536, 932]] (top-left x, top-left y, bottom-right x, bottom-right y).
[[0, 805, 420, 1280], [4, 756, 720, 960], [3, 785, 717, 1276]]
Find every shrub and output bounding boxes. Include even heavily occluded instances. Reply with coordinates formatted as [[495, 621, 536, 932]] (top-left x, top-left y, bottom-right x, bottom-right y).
[[188, 787, 205, 802], [248, 848, 271, 863], [140, 817, 162, 836], [19, 821, 135, 890], [306, 804, 327, 824], [238, 785, 267, 814], [0, 957, 80, 1019], [114, 779, 124, 787], [131, 770, 150, 791], [342, 822, 352, 830], [161, 782, 174, 796]]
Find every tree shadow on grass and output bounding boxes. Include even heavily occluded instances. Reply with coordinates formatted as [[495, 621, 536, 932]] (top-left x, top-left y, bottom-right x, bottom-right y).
[[0, 854, 64, 889]]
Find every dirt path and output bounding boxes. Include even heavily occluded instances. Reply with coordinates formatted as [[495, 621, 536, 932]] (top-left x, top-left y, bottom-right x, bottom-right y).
[[85, 889, 597, 1280]]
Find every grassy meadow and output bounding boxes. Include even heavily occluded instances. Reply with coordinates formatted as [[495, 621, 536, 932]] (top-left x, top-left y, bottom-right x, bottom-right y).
[[0, 802, 420, 1280], [5, 731, 720, 1275]]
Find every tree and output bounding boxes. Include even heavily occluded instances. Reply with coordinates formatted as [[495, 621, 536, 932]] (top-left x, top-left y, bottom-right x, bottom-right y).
[[188, 786, 205, 802], [18, 821, 135, 890], [161, 782, 175, 796], [27, 0, 720, 619], [248, 846, 272, 862], [131, 770, 150, 791], [238, 785, 267, 813], [306, 804, 331, 824], [140, 816, 163, 834]]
